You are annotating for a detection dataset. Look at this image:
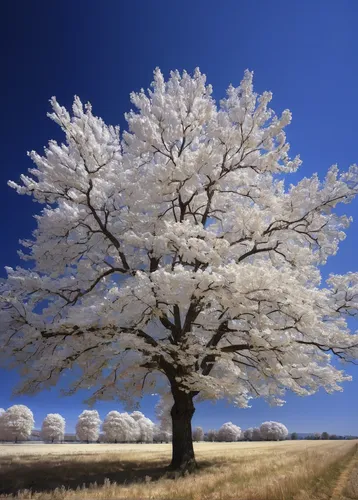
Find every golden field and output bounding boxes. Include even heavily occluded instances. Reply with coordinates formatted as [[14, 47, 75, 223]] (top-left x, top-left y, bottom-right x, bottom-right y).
[[0, 440, 357, 500]]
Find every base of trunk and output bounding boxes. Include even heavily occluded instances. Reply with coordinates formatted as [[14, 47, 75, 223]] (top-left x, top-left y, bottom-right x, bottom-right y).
[[169, 455, 197, 473]]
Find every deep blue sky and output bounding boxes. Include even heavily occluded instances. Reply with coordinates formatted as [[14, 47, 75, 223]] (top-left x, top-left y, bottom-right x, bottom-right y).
[[1, 0, 358, 435]]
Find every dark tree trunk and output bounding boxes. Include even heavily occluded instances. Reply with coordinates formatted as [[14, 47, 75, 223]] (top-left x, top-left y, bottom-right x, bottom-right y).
[[169, 389, 197, 472]]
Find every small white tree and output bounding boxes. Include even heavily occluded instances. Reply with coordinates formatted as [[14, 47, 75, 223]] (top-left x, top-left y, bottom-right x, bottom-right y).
[[252, 427, 262, 441], [103, 411, 139, 442], [0, 409, 5, 441], [243, 427, 254, 441], [192, 426, 204, 442], [2, 405, 34, 442], [217, 422, 242, 442], [206, 429, 217, 442], [260, 421, 288, 441], [153, 424, 172, 443], [131, 411, 154, 442], [76, 410, 101, 443], [41, 413, 65, 443]]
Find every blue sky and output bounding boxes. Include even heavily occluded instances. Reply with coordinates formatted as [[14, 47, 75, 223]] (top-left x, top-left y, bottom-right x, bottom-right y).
[[1, 0, 358, 435]]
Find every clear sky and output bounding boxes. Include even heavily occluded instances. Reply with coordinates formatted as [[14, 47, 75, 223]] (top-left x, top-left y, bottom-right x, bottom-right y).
[[1, 0, 358, 435]]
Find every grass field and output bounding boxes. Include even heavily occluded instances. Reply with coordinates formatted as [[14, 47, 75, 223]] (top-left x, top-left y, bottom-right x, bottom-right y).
[[1, 440, 357, 499]]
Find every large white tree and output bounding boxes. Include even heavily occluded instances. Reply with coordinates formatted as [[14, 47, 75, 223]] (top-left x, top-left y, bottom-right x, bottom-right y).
[[1, 68, 358, 470], [41, 413, 65, 443], [75, 410, 101, 443], [260, 421, 288, 441], [217, 422, 242, 442], [1, 405, 34, 442]]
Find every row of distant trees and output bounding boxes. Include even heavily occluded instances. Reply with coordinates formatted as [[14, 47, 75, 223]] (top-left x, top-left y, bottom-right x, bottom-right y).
[[0, 406, 289, 444], [292, 432, 358, 441], [194, 421, 289, 442], [1, 405, 354, 444], [0, 405, 165, 443]]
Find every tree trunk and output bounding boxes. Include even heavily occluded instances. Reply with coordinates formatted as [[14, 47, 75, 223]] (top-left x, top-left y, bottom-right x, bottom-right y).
[[169, 389, 197, 472]]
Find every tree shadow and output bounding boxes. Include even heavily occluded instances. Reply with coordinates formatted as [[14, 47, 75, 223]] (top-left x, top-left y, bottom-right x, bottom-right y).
[[0, 456, 214, 496]]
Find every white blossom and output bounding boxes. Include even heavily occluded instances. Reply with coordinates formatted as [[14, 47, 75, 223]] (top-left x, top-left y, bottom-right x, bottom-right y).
[[75, 410, 101, 442], [2, 405, 34, 442]]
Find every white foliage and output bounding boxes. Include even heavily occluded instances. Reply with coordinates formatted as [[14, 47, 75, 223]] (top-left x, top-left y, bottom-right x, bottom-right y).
[[130, 411, 154, 442], [155, 395, 173, 433], [41, 413, 65, 442], [153, 424, 172, 443], [192, 426, 204, 441], [260, 421, 288, 441], [217, 422, 242, 442], [243, 427, 254, 441], [206, 429, 217, 442], [75, 410, 101, 442], [1, 67, 358, 418], [102, 411, 139, 442], [252, 427, 262, 441], [0, 408, 5, 441], [2, 405, 34, 441]]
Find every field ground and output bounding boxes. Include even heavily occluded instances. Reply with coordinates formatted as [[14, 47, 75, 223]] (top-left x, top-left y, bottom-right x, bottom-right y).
[[1, 440, 358, 499]]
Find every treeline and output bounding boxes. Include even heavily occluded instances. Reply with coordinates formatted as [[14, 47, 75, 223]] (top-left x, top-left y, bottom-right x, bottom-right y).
[[0, 405, 170, 443], [1, 405, 354, 444], [298, 432, 358, 441], [196, 421, 289, 442]]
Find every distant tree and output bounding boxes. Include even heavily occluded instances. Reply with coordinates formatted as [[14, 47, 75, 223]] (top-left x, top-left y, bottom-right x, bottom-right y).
[[3, 68, 358, 472], [155, 395, 173, 434], [2, 405, 34, 443], [321, 431, 329, 440], [192, 426, 204, 442], [252, 427, 262, 441], [0, 409, 5, 441], [260, 422, 288, 441], [102, 411, 139, 443], [314, 432, 321, 440], [329, 434, 338, 440], [131, 411, 154, 442], [291, 432, 298, 440], [41, 413, 65, 443], [217, 422, 242, 442], [244, 428, 254, 441], [76, 410, 101, 443], [153, 424, 171, 443], [205, 429, 217, 442]]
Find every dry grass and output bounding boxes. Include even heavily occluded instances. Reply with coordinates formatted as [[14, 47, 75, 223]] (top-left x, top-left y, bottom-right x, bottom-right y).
[[0, 440, 356, 500]]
